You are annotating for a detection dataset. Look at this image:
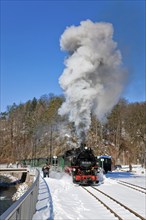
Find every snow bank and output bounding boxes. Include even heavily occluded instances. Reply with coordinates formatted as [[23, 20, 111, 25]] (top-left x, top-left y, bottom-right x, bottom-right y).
[[12, 183, 28, 201]]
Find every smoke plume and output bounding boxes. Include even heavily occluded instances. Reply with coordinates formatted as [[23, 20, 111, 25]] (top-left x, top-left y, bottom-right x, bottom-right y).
[[58, 20, 127, 142]]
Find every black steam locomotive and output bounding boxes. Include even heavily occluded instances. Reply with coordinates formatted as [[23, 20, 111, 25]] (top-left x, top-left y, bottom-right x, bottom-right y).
[[64, 146, 99, 185]]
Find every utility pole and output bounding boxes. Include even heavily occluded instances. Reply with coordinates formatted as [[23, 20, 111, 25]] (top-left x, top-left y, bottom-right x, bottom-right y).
[[50, 124, 53, 164], [137, 132, 146, 168]]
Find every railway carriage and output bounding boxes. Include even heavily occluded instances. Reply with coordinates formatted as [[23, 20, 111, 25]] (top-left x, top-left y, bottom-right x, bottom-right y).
[[97, 155, 112, 173]]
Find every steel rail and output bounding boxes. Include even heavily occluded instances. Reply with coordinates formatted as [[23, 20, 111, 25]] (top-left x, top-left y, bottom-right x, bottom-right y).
[[110, 178, 146, 190], [110, 178, 146, 194], [117, 181, 146, 194], [119, 180, 146, 190], [91, 186, 145, 220], [82, 186, 123, 220]]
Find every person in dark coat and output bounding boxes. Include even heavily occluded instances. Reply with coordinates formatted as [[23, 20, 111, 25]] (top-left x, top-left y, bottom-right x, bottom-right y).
[[42, 163, 50, 178]]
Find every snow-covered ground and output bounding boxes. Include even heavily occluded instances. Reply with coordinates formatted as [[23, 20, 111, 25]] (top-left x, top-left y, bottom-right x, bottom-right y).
[[33, 165, 146, 220]]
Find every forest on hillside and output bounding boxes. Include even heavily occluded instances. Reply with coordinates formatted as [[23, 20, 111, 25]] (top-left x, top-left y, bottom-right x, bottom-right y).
[[0, 94, 145, 167]]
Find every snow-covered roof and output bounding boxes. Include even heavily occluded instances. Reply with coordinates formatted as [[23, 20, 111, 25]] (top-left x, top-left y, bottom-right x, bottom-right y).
[[97, 155, 112, 159]]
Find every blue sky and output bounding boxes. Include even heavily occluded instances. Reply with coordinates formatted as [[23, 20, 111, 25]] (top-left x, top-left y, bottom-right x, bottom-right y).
[[1, 0, 145, 112]]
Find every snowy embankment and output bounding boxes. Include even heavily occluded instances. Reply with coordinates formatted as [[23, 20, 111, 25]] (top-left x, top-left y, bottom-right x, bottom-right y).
[[12, 183, 29, 201], [33, 166, 146, 220], [0, 165, 35, 201], [0, 174, 28, 203], [11, 167, 36, 201]]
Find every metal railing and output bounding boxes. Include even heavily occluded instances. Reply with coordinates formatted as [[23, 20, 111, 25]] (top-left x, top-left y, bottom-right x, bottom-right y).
[[0, 169, 40, 220]]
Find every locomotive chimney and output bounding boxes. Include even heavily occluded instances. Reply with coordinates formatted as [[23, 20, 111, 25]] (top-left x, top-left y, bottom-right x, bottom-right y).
[[79, 130, 86, 150], [80, 142, 86, 150]]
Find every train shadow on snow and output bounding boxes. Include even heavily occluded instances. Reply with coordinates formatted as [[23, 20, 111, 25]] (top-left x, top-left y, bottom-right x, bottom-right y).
[[105, 171, 135, 179]]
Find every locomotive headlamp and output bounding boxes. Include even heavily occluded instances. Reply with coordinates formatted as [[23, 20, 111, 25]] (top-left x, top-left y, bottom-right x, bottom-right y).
[[73, 168, 76, 171], [85, 147, 88, 150]]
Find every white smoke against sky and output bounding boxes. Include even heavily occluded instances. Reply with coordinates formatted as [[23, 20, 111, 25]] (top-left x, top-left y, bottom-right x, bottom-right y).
[[58, 20, 127, 142]]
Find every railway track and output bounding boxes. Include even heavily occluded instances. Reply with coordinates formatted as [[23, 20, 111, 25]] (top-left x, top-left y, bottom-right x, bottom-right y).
[[82, 186, 145, 220], [110, 178, 146, 194], [116, 180, 146, 194]]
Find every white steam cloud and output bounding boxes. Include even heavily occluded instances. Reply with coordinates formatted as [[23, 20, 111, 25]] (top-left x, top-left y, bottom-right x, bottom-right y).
[[58, 20, 127, 142]]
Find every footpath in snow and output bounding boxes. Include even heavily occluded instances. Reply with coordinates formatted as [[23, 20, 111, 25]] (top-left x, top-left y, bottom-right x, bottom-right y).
[[32, 174, 53, 220]]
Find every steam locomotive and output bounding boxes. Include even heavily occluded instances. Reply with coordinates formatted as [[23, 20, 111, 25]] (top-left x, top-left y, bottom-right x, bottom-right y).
[[64, 145, 99, 185]]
